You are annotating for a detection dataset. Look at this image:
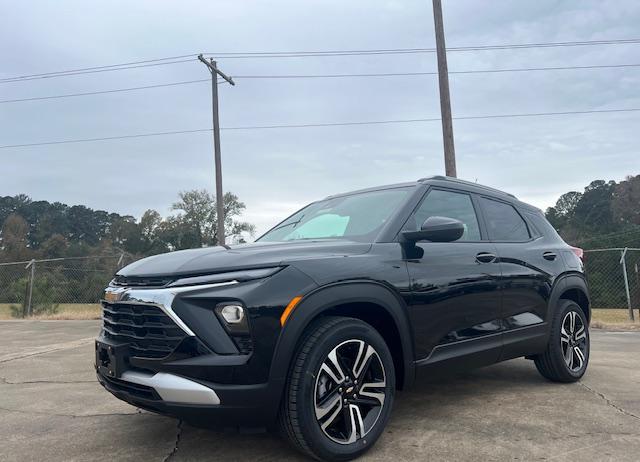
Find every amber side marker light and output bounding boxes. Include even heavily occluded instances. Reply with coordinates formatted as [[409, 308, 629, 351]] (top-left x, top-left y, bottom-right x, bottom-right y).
[[280, 296, 303, 327]]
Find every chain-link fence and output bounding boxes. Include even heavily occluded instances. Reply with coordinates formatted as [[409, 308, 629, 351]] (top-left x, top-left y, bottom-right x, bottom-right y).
[[584, 247, 640, 320], [0, 255, 128, 318], [2, 249, 639, 320]]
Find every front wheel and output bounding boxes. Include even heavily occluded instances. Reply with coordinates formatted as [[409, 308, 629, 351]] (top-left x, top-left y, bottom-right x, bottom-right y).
[[279, 316, 395, 461], [534, 300, 590, 382]]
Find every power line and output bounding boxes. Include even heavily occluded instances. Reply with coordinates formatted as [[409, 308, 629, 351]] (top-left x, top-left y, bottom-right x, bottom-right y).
[[0, 58, 196, 83], [3, 38, 640, 82], [0, 79, 210, 103], [450, 38, 640, 51], [1, 54, 198, 81], [0, 129, 212, 148], [233, 63, 640, 79], [4, 62, 640, 104], [1, 107, 638, 149], [221, 108, 640, 130], [453, 107, 640, 120], [205, 38, 640, 58]]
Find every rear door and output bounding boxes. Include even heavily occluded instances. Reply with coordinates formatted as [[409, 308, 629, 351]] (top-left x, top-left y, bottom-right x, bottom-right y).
[[476, 197, 556, 358], [405, 188, 503, 369]]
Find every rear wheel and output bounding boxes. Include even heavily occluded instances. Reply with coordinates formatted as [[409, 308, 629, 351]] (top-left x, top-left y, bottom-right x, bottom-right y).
[[534, 300, 589, 382], [279, 316, 395, 461]]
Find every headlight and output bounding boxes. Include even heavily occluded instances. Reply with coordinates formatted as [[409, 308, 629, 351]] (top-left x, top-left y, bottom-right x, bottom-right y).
[[166, 266, 282, 288]]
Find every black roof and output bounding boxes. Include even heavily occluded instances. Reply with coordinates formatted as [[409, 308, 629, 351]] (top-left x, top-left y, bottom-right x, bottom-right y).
[[326, 176, 513, 198], [323, 175, 540, 212], [418, 175, 517, 199]]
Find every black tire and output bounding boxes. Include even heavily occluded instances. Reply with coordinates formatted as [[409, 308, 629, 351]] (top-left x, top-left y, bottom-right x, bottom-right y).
[[534, 300, 590, 382], [279, 316, 395, 462]]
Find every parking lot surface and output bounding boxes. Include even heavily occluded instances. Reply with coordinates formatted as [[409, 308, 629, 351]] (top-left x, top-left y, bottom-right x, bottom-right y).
[[1, 320, 639, 462]]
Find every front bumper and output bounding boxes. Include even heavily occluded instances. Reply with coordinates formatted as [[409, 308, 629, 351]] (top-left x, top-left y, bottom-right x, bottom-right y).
[[96, 367, 279, 428], [96, 266, 319, 427]]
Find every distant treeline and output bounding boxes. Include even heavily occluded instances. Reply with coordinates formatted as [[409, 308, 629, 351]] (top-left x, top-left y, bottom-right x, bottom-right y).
[[545, 174, 640, 249], [0, 189, 255, 263], [1, 175, 639, 264]]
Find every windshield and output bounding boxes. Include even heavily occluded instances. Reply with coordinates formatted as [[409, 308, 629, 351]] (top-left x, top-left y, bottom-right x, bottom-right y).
[[258, 187, 411, 243]]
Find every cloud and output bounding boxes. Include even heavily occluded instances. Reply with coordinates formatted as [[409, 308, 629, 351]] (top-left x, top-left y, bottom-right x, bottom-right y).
[[1, 0, 638, 235]]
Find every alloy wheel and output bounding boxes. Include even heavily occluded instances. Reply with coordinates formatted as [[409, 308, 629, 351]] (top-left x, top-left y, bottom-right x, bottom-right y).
[[314, 339, 387, 444], [560, 311, 587, 372]]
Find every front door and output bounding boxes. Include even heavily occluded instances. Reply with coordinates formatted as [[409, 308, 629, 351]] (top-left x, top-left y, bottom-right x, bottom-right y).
[[403, 188, 502, 369]]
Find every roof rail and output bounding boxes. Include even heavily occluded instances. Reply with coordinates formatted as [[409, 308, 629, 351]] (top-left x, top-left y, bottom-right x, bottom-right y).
[[417, 175, 517, 199]]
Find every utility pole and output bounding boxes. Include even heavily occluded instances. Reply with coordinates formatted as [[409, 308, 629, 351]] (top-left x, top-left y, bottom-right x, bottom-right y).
[[432, 0, 457, 177], [198, 54, 235, 246]]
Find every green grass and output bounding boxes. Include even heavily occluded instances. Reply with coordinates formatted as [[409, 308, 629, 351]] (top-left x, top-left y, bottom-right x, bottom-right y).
[[0, 303, 101, 320]]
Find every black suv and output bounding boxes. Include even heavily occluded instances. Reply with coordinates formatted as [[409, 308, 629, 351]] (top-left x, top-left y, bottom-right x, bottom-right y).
[[96, 176, 590, 461]]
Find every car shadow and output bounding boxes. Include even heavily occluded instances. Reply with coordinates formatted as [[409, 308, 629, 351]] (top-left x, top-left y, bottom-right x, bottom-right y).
[[138, 358, 552, 461]]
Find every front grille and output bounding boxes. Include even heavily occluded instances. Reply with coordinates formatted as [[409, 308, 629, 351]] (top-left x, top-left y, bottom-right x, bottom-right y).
[[102, 302, 187, 359], [111, 275, 173, 287], [234, 336, 254, 355], [99, 374, 160, 401]]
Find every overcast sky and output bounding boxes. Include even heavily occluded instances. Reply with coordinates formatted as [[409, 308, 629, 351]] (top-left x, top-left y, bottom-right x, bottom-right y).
[[1, 0, 639, 237]]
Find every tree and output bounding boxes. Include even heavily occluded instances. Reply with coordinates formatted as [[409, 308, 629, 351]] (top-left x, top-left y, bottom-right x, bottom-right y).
[[155, 215, 200, 251], [571, 180, 617, 236], [0, 214, 31, 262], [0, 190, 255, 263], [612, 175, 640, 226], [140, 209, 162, 240], [138, 209, 168, 255], [39, 234, 69, 259], [546, 177, 640, 249], [546, 190, 583, 234], [108, 215, 142, 254], [170, 190, 255, 248]]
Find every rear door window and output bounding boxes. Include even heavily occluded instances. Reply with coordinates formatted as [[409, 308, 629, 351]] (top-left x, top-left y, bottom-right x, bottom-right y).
[[479, 198, 530, 242]]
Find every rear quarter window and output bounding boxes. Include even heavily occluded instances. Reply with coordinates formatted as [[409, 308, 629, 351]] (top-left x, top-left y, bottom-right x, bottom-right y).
[[524, 211, 563, 240]]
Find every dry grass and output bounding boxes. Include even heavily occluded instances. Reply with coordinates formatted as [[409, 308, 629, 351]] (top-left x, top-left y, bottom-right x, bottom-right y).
[[591, 308, 640, 331], [0, 303, 101, 320], [1, 304, 638, 330]]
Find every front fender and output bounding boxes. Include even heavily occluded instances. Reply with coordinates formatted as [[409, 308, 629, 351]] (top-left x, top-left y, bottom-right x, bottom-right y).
[[262, 281, 415, 422]]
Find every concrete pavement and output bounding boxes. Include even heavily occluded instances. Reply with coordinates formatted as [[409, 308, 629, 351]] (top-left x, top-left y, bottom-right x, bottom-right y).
[[1, 320, 639, 461]]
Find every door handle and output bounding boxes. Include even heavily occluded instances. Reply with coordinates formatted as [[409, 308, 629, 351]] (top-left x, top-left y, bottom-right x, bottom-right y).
[[543, 251, 557, 261], [476, 252, 497, 263]]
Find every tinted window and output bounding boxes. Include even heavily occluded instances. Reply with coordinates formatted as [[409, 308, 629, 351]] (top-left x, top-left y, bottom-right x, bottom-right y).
[[406, 189, 481, 241], [480, 198, 530, 241], [258, 188, 410, 242], [524, 211, 562, 240]]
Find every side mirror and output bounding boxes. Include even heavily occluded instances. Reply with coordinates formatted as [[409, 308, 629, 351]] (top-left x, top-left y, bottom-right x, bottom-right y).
[[400, 216, 465, 243]]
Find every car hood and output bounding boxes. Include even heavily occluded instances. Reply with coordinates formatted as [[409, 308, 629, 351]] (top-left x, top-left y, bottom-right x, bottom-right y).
[[117, 240, 372, 278]]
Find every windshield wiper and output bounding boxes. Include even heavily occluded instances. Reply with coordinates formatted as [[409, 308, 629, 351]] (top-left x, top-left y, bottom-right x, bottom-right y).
[[271, 215, 304, 232]]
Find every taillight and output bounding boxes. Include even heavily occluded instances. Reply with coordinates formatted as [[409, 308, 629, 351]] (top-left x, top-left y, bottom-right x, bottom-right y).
[[570, 246, 584, 261]]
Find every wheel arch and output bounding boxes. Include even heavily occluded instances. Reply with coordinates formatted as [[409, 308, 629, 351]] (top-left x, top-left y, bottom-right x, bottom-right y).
[[269, 281, 415, 392], [551, 273, 591, 323]]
